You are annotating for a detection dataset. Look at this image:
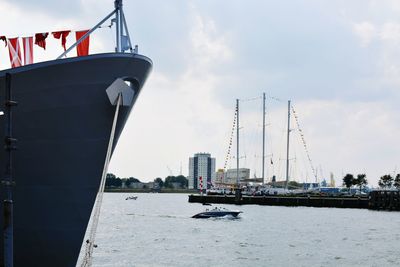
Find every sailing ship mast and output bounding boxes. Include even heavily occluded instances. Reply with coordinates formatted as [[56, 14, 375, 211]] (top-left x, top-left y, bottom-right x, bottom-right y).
[[285, 100, 291, 190], [262, 93, 266, 185], [236, 99, 240, 187]]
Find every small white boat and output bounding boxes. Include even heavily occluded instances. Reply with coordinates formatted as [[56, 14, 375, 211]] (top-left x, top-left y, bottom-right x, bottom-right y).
[[192, 207, 242, 219]]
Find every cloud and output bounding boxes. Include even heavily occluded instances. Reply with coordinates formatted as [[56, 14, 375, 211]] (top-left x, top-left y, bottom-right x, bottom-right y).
[[353, 20, 400, 47], [2, 0, 83, 18], [109, 8, 235, 180], [229, 98, 400, 187], [103, 2, 400, 185], [296, 99, 399, 186], [353, 22, 376, 47], [189, 12, 233, 70], [2, 0, 399, 186], [380, 22, 400, 44]]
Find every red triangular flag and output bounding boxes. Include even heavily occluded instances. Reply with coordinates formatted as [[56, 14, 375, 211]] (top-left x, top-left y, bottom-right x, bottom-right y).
[[52, 30, 70, 51], [22, 37, 34, 65], [7, 37, 22, 68], [75, 30, 90, 57], [35, 33, 49, 50]]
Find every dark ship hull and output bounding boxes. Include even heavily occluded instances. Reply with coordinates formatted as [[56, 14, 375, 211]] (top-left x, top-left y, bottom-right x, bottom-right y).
[[0, 52, 152, 266]]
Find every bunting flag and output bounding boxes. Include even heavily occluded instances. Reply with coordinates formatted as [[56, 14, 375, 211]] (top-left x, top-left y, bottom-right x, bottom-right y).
[[1, 29, 92, 65], [199, 176, 203, 192], [52, 30, 70, 51], [291, 105, 317, 181], [34, 33, 49, 50], [22, 37, 34, 65], [0, 36, 7, 47], [75, 30, 90, 57], [223, 109, 237, 171], [7, 37, 22, 68]]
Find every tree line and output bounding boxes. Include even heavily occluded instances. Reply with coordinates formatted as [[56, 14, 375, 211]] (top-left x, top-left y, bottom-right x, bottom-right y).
[[105, 173, 188, 189], [342, 173, 400, 190], [105, 173, 140, 187], [155, 175, 189, 188], [377, 174, 400, 189]]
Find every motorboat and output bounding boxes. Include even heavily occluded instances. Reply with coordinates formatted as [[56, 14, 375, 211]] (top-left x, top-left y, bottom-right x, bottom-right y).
[[125, 196, 138, 200], [192, 207, 242, 218]]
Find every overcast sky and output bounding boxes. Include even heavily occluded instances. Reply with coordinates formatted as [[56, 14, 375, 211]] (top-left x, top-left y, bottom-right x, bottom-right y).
[[1, 0, 399, 186]]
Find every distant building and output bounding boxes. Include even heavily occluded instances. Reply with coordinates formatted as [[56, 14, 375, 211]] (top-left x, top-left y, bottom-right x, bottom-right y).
[[302, 182, 320, 190], [188, 153, 216, 189], [215, 169, 225, 185], [329, 172, 336, 187], [224, 168, 250, 185]]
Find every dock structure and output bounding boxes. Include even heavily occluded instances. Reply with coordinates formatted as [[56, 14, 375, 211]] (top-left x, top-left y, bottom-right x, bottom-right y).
[[189, 190, 400, 211], [369, 191, 400, 211], [189, 195, 368, 209]]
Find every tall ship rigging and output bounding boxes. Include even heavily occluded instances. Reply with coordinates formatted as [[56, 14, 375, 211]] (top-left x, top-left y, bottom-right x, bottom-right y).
[[0, 1, 152, 266]]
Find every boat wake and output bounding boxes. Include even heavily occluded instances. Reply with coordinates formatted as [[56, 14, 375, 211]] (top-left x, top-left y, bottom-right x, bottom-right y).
[[208, 215, 242, 221], [192, 207, 243, 219], [125, 213, 187, 219]]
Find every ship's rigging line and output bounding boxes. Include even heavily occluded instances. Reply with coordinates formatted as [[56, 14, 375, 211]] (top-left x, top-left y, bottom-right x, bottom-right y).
[[241, 98, 263, 178], [223, 95, 279, 180], [223, 105, 237, 172], [81, 93, 122, 267], [58, 8, 117, 59], [240, 96, 262, 102], [291, 105, 317, 181]]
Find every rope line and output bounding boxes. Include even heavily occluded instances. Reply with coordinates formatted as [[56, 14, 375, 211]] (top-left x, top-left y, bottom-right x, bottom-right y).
[[240, 96, 262, 102], [223, 106, 237, 172], [268, 95, 283, 102], [81, 93, 122, 267], [291, 105, 317, 181]]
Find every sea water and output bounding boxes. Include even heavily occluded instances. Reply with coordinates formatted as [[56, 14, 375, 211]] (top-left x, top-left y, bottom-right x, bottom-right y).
[[89, 193, 400, 267]]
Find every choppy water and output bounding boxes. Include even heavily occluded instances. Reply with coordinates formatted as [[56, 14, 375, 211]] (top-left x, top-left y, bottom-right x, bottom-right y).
[[85, 193, 400, 267]]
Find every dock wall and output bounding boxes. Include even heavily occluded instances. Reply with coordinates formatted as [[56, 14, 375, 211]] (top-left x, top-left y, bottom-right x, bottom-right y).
[[189, 191, 400, 210], [369, 191, 400, 211], [189, 195, 369, 209]]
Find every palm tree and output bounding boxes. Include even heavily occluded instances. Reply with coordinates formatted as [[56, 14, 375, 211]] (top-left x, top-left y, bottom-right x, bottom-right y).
[[378, 174, 393, 189], [355, 174, 367, 193], [342, 174, 354, 192], [394, 174, 400, 190]]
